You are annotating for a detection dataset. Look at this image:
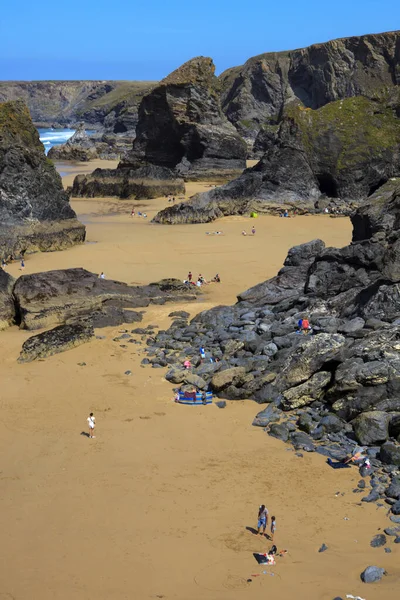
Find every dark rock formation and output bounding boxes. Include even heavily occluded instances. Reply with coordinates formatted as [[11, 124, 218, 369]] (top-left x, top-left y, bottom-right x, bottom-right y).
[[143, 179, 400, 494], [156, 32, 400, 224], [360, 566, 385, 583], [0, 101, 85, 256], [48, 124, 133, 161], [72, 57, 247, 199], [72, 164, 184, 199], [219, 31, 400, 148], [18, 322, 94, 363], [0, 268, 15, 329], [13, 268, 200, 330], [124, 56, 247, 181]]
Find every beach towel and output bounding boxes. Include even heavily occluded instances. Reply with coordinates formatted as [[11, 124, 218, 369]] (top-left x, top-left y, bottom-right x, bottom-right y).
[[253, 553, 276, 565], [327, 458, 351, 469]]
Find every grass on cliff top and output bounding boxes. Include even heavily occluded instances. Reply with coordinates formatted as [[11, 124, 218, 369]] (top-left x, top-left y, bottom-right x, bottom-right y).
[[286, 96, 400, 170], [76, 81, 157, 114], [0, 100, 41, 148]]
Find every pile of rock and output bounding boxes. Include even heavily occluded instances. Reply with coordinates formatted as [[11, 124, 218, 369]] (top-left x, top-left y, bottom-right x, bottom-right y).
[[48, 123, 134, 161], [142, 179, 400, 513]]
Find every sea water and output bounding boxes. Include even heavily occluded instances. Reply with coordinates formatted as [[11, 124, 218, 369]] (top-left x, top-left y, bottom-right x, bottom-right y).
[[37, 128, 75, 154]]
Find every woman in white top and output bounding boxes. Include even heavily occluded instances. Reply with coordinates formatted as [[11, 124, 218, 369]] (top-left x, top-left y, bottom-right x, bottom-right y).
[[87, 412, 96, 438]]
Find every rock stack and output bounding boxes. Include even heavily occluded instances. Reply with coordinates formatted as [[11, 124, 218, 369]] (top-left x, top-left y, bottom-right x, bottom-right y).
[[0, 100, 85, 257], [72, 57, 247, 199], [144, 179, 400, 509]]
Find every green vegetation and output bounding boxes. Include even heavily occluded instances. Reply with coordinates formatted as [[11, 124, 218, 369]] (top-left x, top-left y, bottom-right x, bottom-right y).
[[285, 96, 400, 171], [0, 100, 40, 148]]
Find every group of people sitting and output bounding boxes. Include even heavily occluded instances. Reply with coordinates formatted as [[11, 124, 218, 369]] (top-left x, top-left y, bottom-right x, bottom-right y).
[[183, 272, 221, 286]]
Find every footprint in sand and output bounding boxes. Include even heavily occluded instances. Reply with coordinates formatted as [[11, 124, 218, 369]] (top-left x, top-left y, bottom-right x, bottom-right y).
[[153, 412, 166, 416], [139, 415, 151, 420]]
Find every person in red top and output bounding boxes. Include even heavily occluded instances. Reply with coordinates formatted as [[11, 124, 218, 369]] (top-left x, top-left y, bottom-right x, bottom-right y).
[[301, 317, 311, 334]]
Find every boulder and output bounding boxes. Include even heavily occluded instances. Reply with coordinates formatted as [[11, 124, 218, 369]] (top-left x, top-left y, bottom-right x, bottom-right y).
[[268, 423, 289, 442], [0, 269, 15, 330], [380, 442, 400, 467], [210, 367, 246, 392], [0, 101, 85, 257], [252, 405, 281, 427], [18, 323, 94, 362], [279, 334, 345, 388], [13, 268, 199, 330], [183, 373, 208, 390], [282, 371, 332, 409], [370, 534, 386, 548], [360, 566, 385, 583], [353, 411, 391, 445]]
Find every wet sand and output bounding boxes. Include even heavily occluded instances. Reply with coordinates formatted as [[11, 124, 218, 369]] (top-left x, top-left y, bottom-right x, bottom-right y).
[[1, 161, 398, 599]]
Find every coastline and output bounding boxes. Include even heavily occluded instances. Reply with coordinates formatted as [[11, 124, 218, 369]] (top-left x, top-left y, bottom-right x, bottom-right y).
[[0, 160, 398, 599]]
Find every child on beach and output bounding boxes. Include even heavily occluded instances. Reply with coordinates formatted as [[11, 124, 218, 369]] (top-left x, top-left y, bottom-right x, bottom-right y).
[[257, 504, 268, 536], [20, 258, 25, 270], [271, 516, 276, 541], [87, 412, 96, 438]]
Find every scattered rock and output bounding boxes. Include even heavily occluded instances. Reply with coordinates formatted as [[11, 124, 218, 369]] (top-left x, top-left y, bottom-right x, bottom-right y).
[[360, 566, 385, 583], [318, 543, 328, 553], [370, 534, 386, 548]]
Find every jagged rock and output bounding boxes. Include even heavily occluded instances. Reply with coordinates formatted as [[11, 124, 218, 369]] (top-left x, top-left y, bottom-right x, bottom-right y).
[[220, 31, 400, 147], [18, 322, 94, 362], [252, 405, 281, 427], [386, 482, 400, 500], [380, 442, 400, 467], [210, 367, 246, 392], [0, 101, 85, 257], [0, 269, 15, 329], [126, 57, 247, 182], [353, 411, 391, 445], [166, 367, 187, 384], [48, 123, 97, 161], [360, 566, 385, 584], [268, 423, 289, 442], [13, 268, 199, 330], [282, 371, 332, 409], [183, 373, 208, 390], [72, 163, 185, 200]]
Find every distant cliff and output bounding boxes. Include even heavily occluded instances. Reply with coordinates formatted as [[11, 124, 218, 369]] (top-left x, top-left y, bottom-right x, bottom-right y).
[[0, 80, 156, 133]]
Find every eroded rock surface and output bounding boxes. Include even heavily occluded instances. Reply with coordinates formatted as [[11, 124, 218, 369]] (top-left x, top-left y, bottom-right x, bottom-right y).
[[0, 100, 85, 256]]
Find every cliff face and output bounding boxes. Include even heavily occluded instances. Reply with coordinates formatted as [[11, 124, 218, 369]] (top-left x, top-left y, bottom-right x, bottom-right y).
[[122, 57, 247, 181], [220, 30, 400, 147], [0, 100, 85, 256], [0, 80, 156, 132], [155, 32, 400, 223]]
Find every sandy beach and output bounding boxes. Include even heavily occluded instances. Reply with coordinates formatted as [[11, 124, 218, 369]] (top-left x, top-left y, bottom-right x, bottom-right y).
[[0, 161, 398, 600]]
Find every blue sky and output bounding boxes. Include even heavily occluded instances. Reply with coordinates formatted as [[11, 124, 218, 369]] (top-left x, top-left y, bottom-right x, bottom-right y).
[[1, 0, 398, 80]]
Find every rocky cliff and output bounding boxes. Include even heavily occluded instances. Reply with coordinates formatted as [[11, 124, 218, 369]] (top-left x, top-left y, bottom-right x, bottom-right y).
[[144, 180, 400, 511], [72, 57, 247, 199], [0, 100, 85, 257], [0, 80, 156, 133], [122, 56, 247, 181], [220, 30, 400, 147]]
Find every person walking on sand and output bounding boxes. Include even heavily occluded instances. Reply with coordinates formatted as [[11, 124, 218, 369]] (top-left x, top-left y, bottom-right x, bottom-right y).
[[188, 271, 193, 282], [20, 258, 25, 271], [251, 226, 256, 235], [257, 504, 268, 536], [130, 207, 135, 217], [87, 412, 96, 438], [270, 516, 276, 541]]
